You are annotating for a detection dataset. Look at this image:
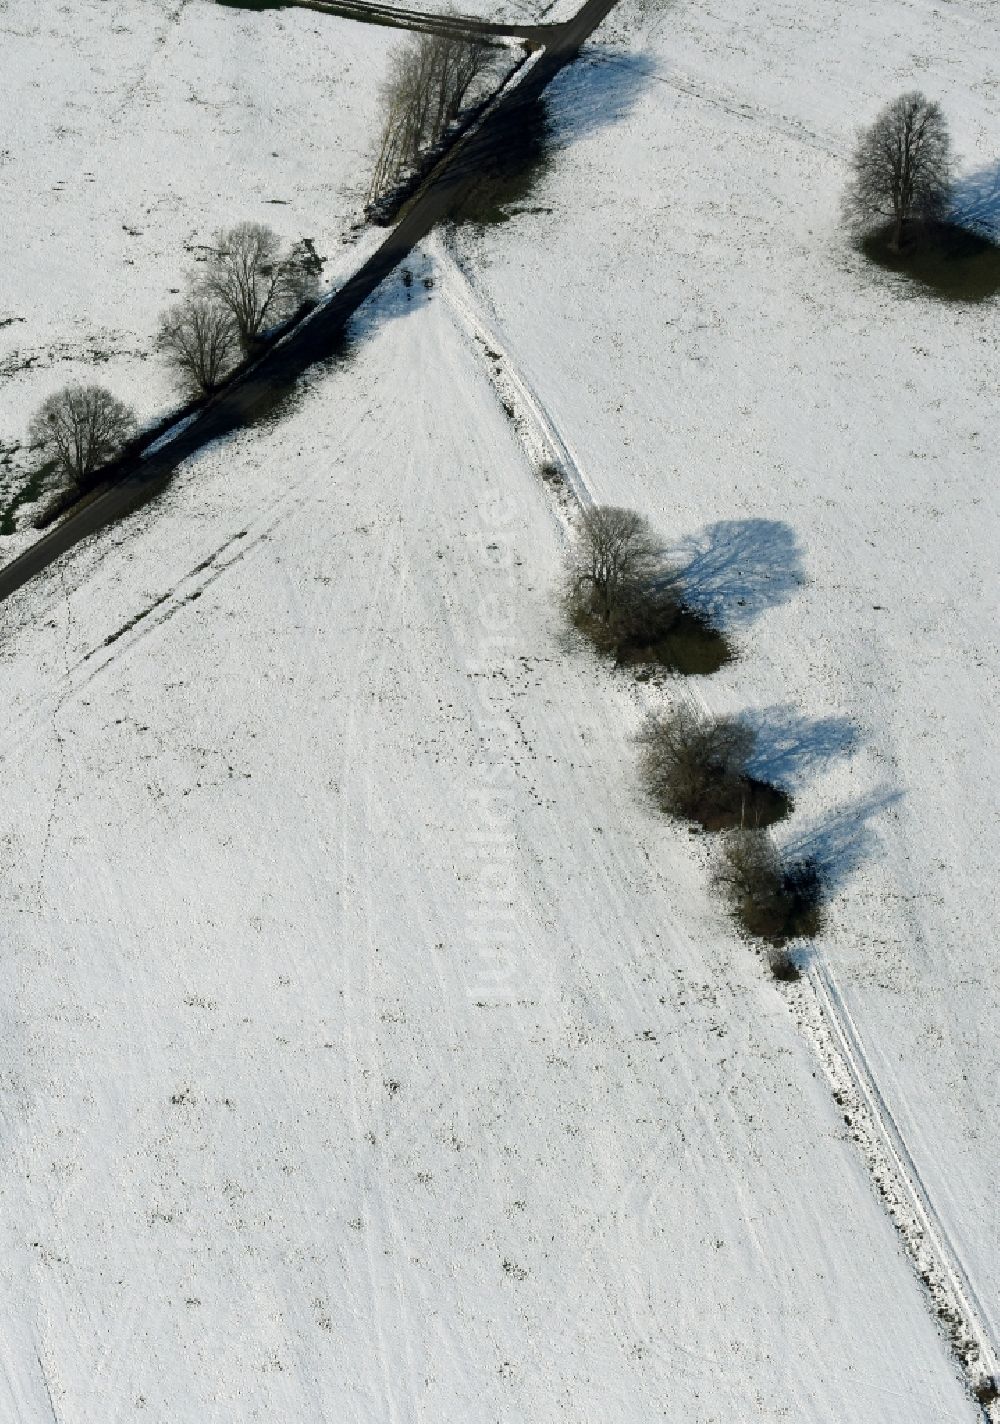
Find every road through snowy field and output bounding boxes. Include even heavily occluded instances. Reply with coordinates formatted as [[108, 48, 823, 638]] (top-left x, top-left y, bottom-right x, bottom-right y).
[[454, 0, 1000, 1365], [0, 275, 975, 1421]]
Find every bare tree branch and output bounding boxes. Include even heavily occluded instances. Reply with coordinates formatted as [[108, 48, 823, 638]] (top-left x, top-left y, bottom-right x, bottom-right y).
[[368, 27, 497, 206], [28, 385, 137, 491], [568, 505, 663, 625], [200, 223, 288, 353], [157, 294, 239, 395]]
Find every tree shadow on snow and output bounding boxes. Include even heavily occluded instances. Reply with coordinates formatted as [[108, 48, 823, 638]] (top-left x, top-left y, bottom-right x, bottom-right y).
[[547, 48, 658, 148], [742, 704, 858, 791], [346, 253, 435, 345], [785, 786, 902, 897], [675, 518, 807, 631], [448, 51, 656, 227], [950, 163, 1000, 242]]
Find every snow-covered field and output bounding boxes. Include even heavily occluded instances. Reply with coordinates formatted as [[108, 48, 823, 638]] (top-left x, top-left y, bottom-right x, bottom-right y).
[[0, 0, 388, 481], [454, 0, 1000, 1373], [0, 275, 978, 1422], [2, 0, 999, 1417]]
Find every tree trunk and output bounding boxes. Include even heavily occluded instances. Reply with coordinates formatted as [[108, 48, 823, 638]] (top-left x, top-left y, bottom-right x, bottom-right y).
[[890, 209, 905, 253]]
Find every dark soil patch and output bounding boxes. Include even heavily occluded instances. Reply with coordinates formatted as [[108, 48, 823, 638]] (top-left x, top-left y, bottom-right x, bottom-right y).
[[615, 605, 732, 676], [737, 858, 824, 947], [0, 460, 53, 535], [695, 776, 792, 833], [860, 221, 1000, 303]]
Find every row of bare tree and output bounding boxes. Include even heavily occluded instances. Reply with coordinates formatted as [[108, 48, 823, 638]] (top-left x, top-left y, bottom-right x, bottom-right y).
[[563, 504, 822, 965], [158, 222, 320, 395], [21, 89, 959, 507], [368, 30, 496, 206], [27, 223, 320, 495]]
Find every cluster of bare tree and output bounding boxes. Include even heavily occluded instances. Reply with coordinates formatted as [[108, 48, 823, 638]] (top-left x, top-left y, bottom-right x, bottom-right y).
[[158, 222, 321, 395], [562, 501, 821, 968], [369, 29, 496, 206], [25, 222, 321, 498], [845, 91, 954, 251]]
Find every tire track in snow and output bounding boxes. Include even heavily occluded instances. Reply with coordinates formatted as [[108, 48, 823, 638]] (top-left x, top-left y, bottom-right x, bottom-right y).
[[112, 0, 196, 122], [336, 285, 707, 1415], [336, 354, 442, 1423], [436, 237, 826, 1413], [32, 563, 72, 904], [0, 401, 343, 766], [434, 235, 1000, 1416], [794, 962, 1000, 1412], [647, 70, 848, 161], [431, 233, 593, 516]]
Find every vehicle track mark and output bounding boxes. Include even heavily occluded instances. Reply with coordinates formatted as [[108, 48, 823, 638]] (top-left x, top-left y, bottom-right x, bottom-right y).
[[437, 233, 1000, 1416]]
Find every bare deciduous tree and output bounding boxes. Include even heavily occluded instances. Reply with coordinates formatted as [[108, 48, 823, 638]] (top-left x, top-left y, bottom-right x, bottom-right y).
[[368, 28, 495, 205], [430, 30, 493, 137], [157, 294, 238, 395], [28, 384, 137, 490], [200, 222, 307, 354], [568, 505, 663, 627], [715, 827, 780, 908], [640, 706, 756, 823], [844, 91, 954, 251], [714, 829, 822, 945]]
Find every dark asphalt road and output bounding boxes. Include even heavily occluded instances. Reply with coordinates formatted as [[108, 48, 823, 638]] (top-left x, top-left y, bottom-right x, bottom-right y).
[[0, 0, 620, 607]]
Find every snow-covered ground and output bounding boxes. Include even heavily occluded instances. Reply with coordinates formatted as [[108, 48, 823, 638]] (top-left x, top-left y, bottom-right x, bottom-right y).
[[2, 0, 999, 1416], [453, 0, 1000, 1367], [0, 274, 977, 1422], [0, 0, 388, 485]]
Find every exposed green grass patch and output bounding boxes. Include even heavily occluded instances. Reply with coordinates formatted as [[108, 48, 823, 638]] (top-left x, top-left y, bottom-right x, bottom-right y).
[[696, 776, 791, 833], [860, 222, 1000, 303], [616, 604, 732, 676], [573, 599, 732, 675], [0, 460, 54, 536]]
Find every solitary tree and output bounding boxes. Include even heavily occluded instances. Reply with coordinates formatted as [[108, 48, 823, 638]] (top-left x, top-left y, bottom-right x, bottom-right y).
[[200, 222, 306, 354], [28, 384, 137, 490], [157, 294, 238, 395], [844, 91, 953, 251]]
